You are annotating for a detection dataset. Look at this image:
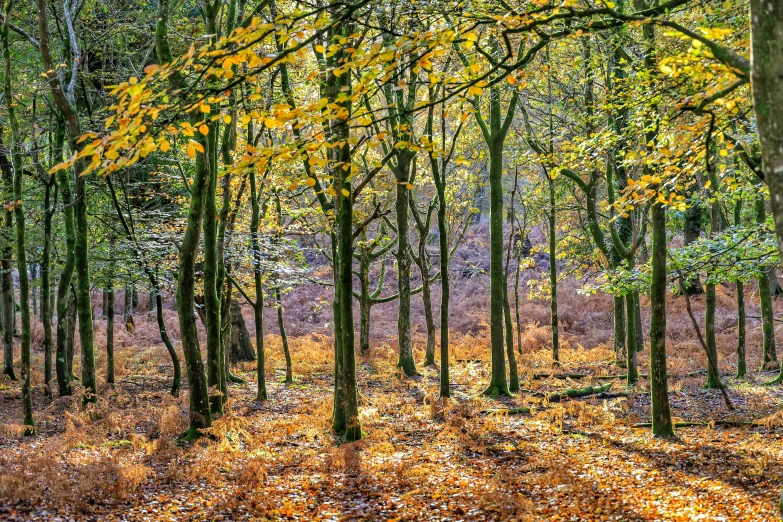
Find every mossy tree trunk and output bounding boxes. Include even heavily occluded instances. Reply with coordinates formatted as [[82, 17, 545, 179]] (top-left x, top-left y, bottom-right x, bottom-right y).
[[106, 236, 115, 385], [249, 155, 267, 401], [735, 199, 747, 378], [2, 8, 33, 432], [649, 201, 674, 437], [0, 132, 13, 382], [409, 194, 437, 366], [275, 287, 292, 383], [41, 174, 55, 395], [704, 117, 723, 390], [756, 195, 778, 370], [547, 176, 560, 363], [37, 0, 97, 405], [424, 91, 456, 397], [155, 0, 211, 437]]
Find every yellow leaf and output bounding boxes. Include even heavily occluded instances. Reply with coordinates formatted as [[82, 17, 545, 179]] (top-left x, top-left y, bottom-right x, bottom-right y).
[[405, 183, 413, 190], [264, 117, 278, 128], [305, 178, 316, 187], [160, 140, 171, 152], [507, 75, 517, 85], [315, 44, 326, 54], [200, 104, 211, 114], [719, 149, 728, 157], [341, 188, 350, 197], [223, 114, 232, 124], [199, 124, 209, 135]]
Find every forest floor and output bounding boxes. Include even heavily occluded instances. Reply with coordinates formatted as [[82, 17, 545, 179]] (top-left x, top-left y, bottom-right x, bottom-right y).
[[2, 328, 783, 521]]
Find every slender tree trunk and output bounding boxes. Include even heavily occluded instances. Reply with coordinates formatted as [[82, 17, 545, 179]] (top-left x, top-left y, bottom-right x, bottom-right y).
[[395, 177, 417, 376], [503, 274, 519, 391], [153, 283, 181, 396], [66, 287, 77, 380], [548, 178, 560, 362], [1, 151, 13, 381], [358, 249, 371, 355], [756, 196, 778, 369], [633, 292, 643, 353], [275, 287, 292, 383], [337, 179, 361, 440], [420, 259, 436, 366], [106, 284, 114, 385], [649, 201, 673, 437], [514, 251, 523, 355], [705, 168, 723, 389], [613, 295, 626, 361], [249, 168, 267, 401], [681, 202, 705, 295], [437, 183, 450, 397], [203, 130, 224, 415], [735, 199, 747, 378], [42, 177, 54, 395], [73, 168, 96, 405], [2, 15, 33, 431], [626, 291, 639, 385], [124, 286, 132, 330], [155, 0, 210, 436]]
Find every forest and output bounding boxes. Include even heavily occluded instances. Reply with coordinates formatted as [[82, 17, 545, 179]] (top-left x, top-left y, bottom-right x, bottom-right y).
[[1, 0, 783, 519]]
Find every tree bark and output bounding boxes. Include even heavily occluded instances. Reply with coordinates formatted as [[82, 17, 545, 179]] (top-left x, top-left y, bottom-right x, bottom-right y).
[[649, 201, 674, 437], [2, 10, 33, 431], [229, 300, 255, 362], [106, 284, 114, 385], [275, 287, 292, 383], [156, 0, 211, 438]]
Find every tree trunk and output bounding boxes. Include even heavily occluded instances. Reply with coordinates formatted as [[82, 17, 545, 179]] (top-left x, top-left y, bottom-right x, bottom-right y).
[[613, 295, 626, 361], [420, 257, 436, 367], [2, 22, 33, 431], [1, 155, 13, 381], [756, 196, 778, 369], [154, 0, 211, 437], [66, 287, 77, 380], [484, 96, 510, 397], [437, 183, 450, 397], [735, 200, 747, 378], [548, 178, 560, 362], [124, 286, 134, 332], [395, 177, 417, 376], [626, 291, 639, 385], [249, 167, 267, 401], [330, 15, 361, 439], [42, 177, 54, 395], [106, 284, 114, 385], [503, 274, 519, 392], [649, 201, 673, 437], [55, 164, 76, 396], [681, 202, 705, 295], [203, 125, 224, 415], [275, 287, 292, 383], [358, 249, 372, 355], [229, 300, 255, 362]]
